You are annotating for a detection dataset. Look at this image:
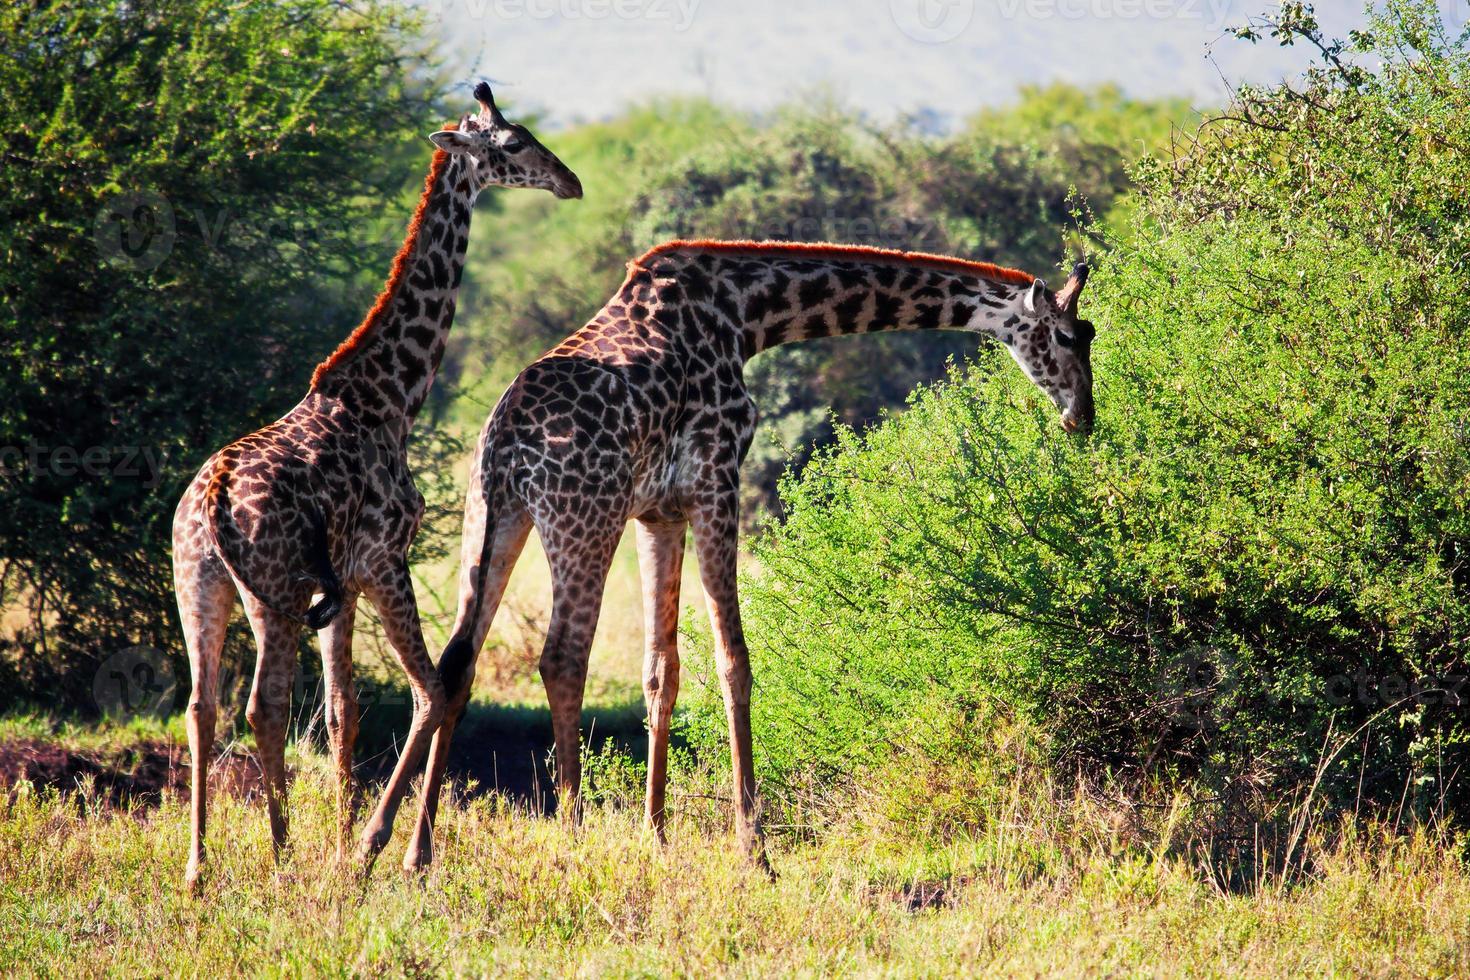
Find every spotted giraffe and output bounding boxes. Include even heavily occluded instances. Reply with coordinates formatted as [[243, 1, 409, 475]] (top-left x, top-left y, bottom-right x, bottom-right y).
[[401, 240, 1094, 871], [169, 82, 581, 888]]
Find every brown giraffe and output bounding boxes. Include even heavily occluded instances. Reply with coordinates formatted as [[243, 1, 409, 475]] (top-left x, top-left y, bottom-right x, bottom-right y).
[[402, 240, 1094, 871], [170, 82, 581, 888]]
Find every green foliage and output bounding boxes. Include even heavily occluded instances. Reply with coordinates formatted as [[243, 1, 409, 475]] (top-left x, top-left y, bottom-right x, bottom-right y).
[[683, 1, 1470, 828], [449, 89, 1190, 516], [0, 0, 441, 707]]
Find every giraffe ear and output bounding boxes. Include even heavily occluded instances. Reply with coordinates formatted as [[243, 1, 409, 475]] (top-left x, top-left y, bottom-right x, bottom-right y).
[[1055, 263, 1090, 314], [1023, 278, 1047, 316], [428, 130, 474, 154]]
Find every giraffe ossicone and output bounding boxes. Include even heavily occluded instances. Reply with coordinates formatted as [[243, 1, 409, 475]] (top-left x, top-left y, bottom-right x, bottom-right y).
[[404, 238, 1095, 872], [169, 82, 581, 890]]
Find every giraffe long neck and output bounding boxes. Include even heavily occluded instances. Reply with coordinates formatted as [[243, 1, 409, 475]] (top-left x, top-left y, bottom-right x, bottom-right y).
[[309, 151, 479, 431], [637, 242, 1038, 362]]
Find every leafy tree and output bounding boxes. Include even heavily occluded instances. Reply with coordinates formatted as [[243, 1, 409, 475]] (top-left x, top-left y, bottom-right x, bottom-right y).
[[0, 0, 446, 708], [451, 91, 1189, 519], [682, 1, 1470, 834]]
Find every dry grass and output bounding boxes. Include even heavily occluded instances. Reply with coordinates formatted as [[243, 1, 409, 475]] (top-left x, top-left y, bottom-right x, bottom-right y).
[[2, 751, 1468, 977]]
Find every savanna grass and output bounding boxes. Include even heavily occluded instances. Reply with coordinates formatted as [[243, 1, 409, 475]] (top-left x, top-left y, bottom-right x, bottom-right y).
[[2, 751, 1467, 977]]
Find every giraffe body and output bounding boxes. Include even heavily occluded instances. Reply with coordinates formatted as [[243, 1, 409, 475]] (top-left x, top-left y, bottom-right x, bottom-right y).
[[406, 240, 1095, 870], [170, 84, 581, 888]]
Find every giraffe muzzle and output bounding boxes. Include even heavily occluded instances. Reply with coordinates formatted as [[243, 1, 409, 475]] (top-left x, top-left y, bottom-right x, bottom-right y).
[[554, 173, 584, 200]]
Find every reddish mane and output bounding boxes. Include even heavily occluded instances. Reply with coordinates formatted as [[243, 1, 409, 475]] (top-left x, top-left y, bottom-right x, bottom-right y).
[[630, 239, 1039, 288], [310, 123, 458, 390]]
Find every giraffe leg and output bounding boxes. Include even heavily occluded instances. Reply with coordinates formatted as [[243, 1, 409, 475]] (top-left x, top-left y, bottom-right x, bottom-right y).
[[240, 597, 300, 858], [538, 525, 620, 824], [355, 559, 445, 871], [635, 518, 686, 842], [318, 595, 360, 864], [404, 503, 532, 872], [689, 497, 770, 871], [177, 547, 236, 891]]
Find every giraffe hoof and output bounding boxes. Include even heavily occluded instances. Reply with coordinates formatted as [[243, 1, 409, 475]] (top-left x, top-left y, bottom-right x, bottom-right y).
[[742, 839, 776, 880], [183, 861, 205, 895], [354, 826, 391, 876], [753, 854, 777, 881], [402, 844, 433, 874]]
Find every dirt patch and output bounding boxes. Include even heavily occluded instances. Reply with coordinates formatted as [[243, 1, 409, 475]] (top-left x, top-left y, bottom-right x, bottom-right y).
[[0, 738, 263, 809]]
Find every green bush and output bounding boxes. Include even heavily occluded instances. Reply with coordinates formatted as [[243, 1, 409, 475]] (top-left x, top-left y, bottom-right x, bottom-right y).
[[0, 0, 446, 708], [682, 1, 1470, 829], [452, 90, 1188, 517]]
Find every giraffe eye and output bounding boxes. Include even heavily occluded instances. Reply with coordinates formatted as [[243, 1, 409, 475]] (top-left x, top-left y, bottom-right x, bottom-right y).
[[502, 138, 526, 154], [1054, 328, 1075, 349]]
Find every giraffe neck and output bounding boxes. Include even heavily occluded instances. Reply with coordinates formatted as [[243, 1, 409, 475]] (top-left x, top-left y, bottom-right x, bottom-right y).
[[637, 241, 1037, 362], [309, 151, 479, 431]]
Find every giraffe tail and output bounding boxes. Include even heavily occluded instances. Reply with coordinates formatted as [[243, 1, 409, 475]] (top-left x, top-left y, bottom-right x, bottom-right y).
[[435, 498, 494, 699], [436, 477, 513, 699], [203, 461, 345, 629], [301, 512, 344, 630]]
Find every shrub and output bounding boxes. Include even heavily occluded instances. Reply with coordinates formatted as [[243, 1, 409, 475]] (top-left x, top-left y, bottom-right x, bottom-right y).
[[0, 0, 447, 709], [454, 90, 1188, 516], [682, 0, 1470, 830]]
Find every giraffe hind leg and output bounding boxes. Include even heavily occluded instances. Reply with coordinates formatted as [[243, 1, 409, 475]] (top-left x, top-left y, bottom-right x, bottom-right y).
[[404, 502, 533, 872], [176, 543, 238, 892], [241, 596, 303, 858], [318, 595, 360, 864]]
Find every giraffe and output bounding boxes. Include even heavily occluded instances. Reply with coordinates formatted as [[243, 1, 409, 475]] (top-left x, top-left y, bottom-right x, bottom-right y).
[[401, 239, 1094, 872], [169, 82, 582, 888]]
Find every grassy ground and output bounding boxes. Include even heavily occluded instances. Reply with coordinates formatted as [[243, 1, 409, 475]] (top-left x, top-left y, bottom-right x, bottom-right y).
[[2, 747, 1468, 977]]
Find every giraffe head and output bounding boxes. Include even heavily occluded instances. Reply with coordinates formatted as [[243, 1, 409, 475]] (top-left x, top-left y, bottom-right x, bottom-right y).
[[1004, 263, 1095, 434], [428, 82, 583, 200]]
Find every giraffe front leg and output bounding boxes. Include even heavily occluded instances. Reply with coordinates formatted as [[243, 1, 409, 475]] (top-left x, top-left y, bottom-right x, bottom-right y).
[[318, 596, 360, 864], [689, 497, 771, 873], [635, 518, 687, 842], [355, 560, 445, 873]]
